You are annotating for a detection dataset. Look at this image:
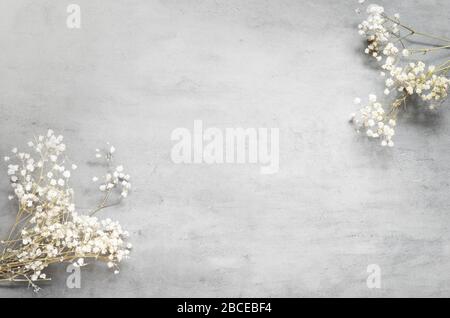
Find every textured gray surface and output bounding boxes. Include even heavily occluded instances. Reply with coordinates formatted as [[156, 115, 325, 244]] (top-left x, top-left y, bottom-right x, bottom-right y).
[[0, 0, 450, 297]]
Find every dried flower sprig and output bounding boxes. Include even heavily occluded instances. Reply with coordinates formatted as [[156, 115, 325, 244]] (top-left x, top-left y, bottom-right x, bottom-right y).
[[0, 130, 132, 292], [350, 3, 450, 146]]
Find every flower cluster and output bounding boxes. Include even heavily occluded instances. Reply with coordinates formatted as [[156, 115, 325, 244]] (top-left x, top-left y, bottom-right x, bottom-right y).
[[384, 61, 449, 101], [93, 146, 131, 199], [0, 130, 132, 291], [350, 95, 396, 147], [351, 3, 450, 146], [358, 4, 398, 61]]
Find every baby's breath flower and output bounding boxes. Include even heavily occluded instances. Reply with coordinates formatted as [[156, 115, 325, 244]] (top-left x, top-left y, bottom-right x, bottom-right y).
[[0, 130, 132, 291], [353, 3, 450, 147], [350, 95, 396, 146]]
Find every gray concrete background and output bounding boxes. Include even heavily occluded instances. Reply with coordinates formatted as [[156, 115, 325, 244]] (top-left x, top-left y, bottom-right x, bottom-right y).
[[0, 0, 450, 297]]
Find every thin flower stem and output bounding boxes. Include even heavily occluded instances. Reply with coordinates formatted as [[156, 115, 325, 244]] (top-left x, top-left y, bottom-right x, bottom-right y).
[[90, 189, 113, 216], [383, 14, 450, 43], [410, 44, 450, 53]]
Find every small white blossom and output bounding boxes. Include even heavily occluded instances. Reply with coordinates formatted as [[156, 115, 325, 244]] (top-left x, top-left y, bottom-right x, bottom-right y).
[[350, 95, 396, 146]]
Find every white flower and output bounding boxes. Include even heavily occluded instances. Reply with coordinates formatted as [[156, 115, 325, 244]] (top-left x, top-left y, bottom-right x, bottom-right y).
[[385, 78, 394, 87], [366, 4, 384, 14], [350, 95, 396, 146]]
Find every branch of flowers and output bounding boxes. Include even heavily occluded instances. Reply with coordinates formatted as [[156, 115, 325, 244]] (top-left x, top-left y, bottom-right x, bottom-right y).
[[1, 139, 49, 253], [352, 4, 450, 147], [0, 131, 132, 289], [435, 60, 450, 73], [2, 209, 26, 254], [437, 65, 450, 74], [391, 31, 411, 49], [1, 252, 110, 269], [90, 188, 113, 216], [382, 14, 450, 44], [386, 34, 450, 62], [409, 44, 450, 53], [0, 247, 116, 281], [0, 278, 51, 283], [387, 95, 408, 117], [388, 26, 450, 56]]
